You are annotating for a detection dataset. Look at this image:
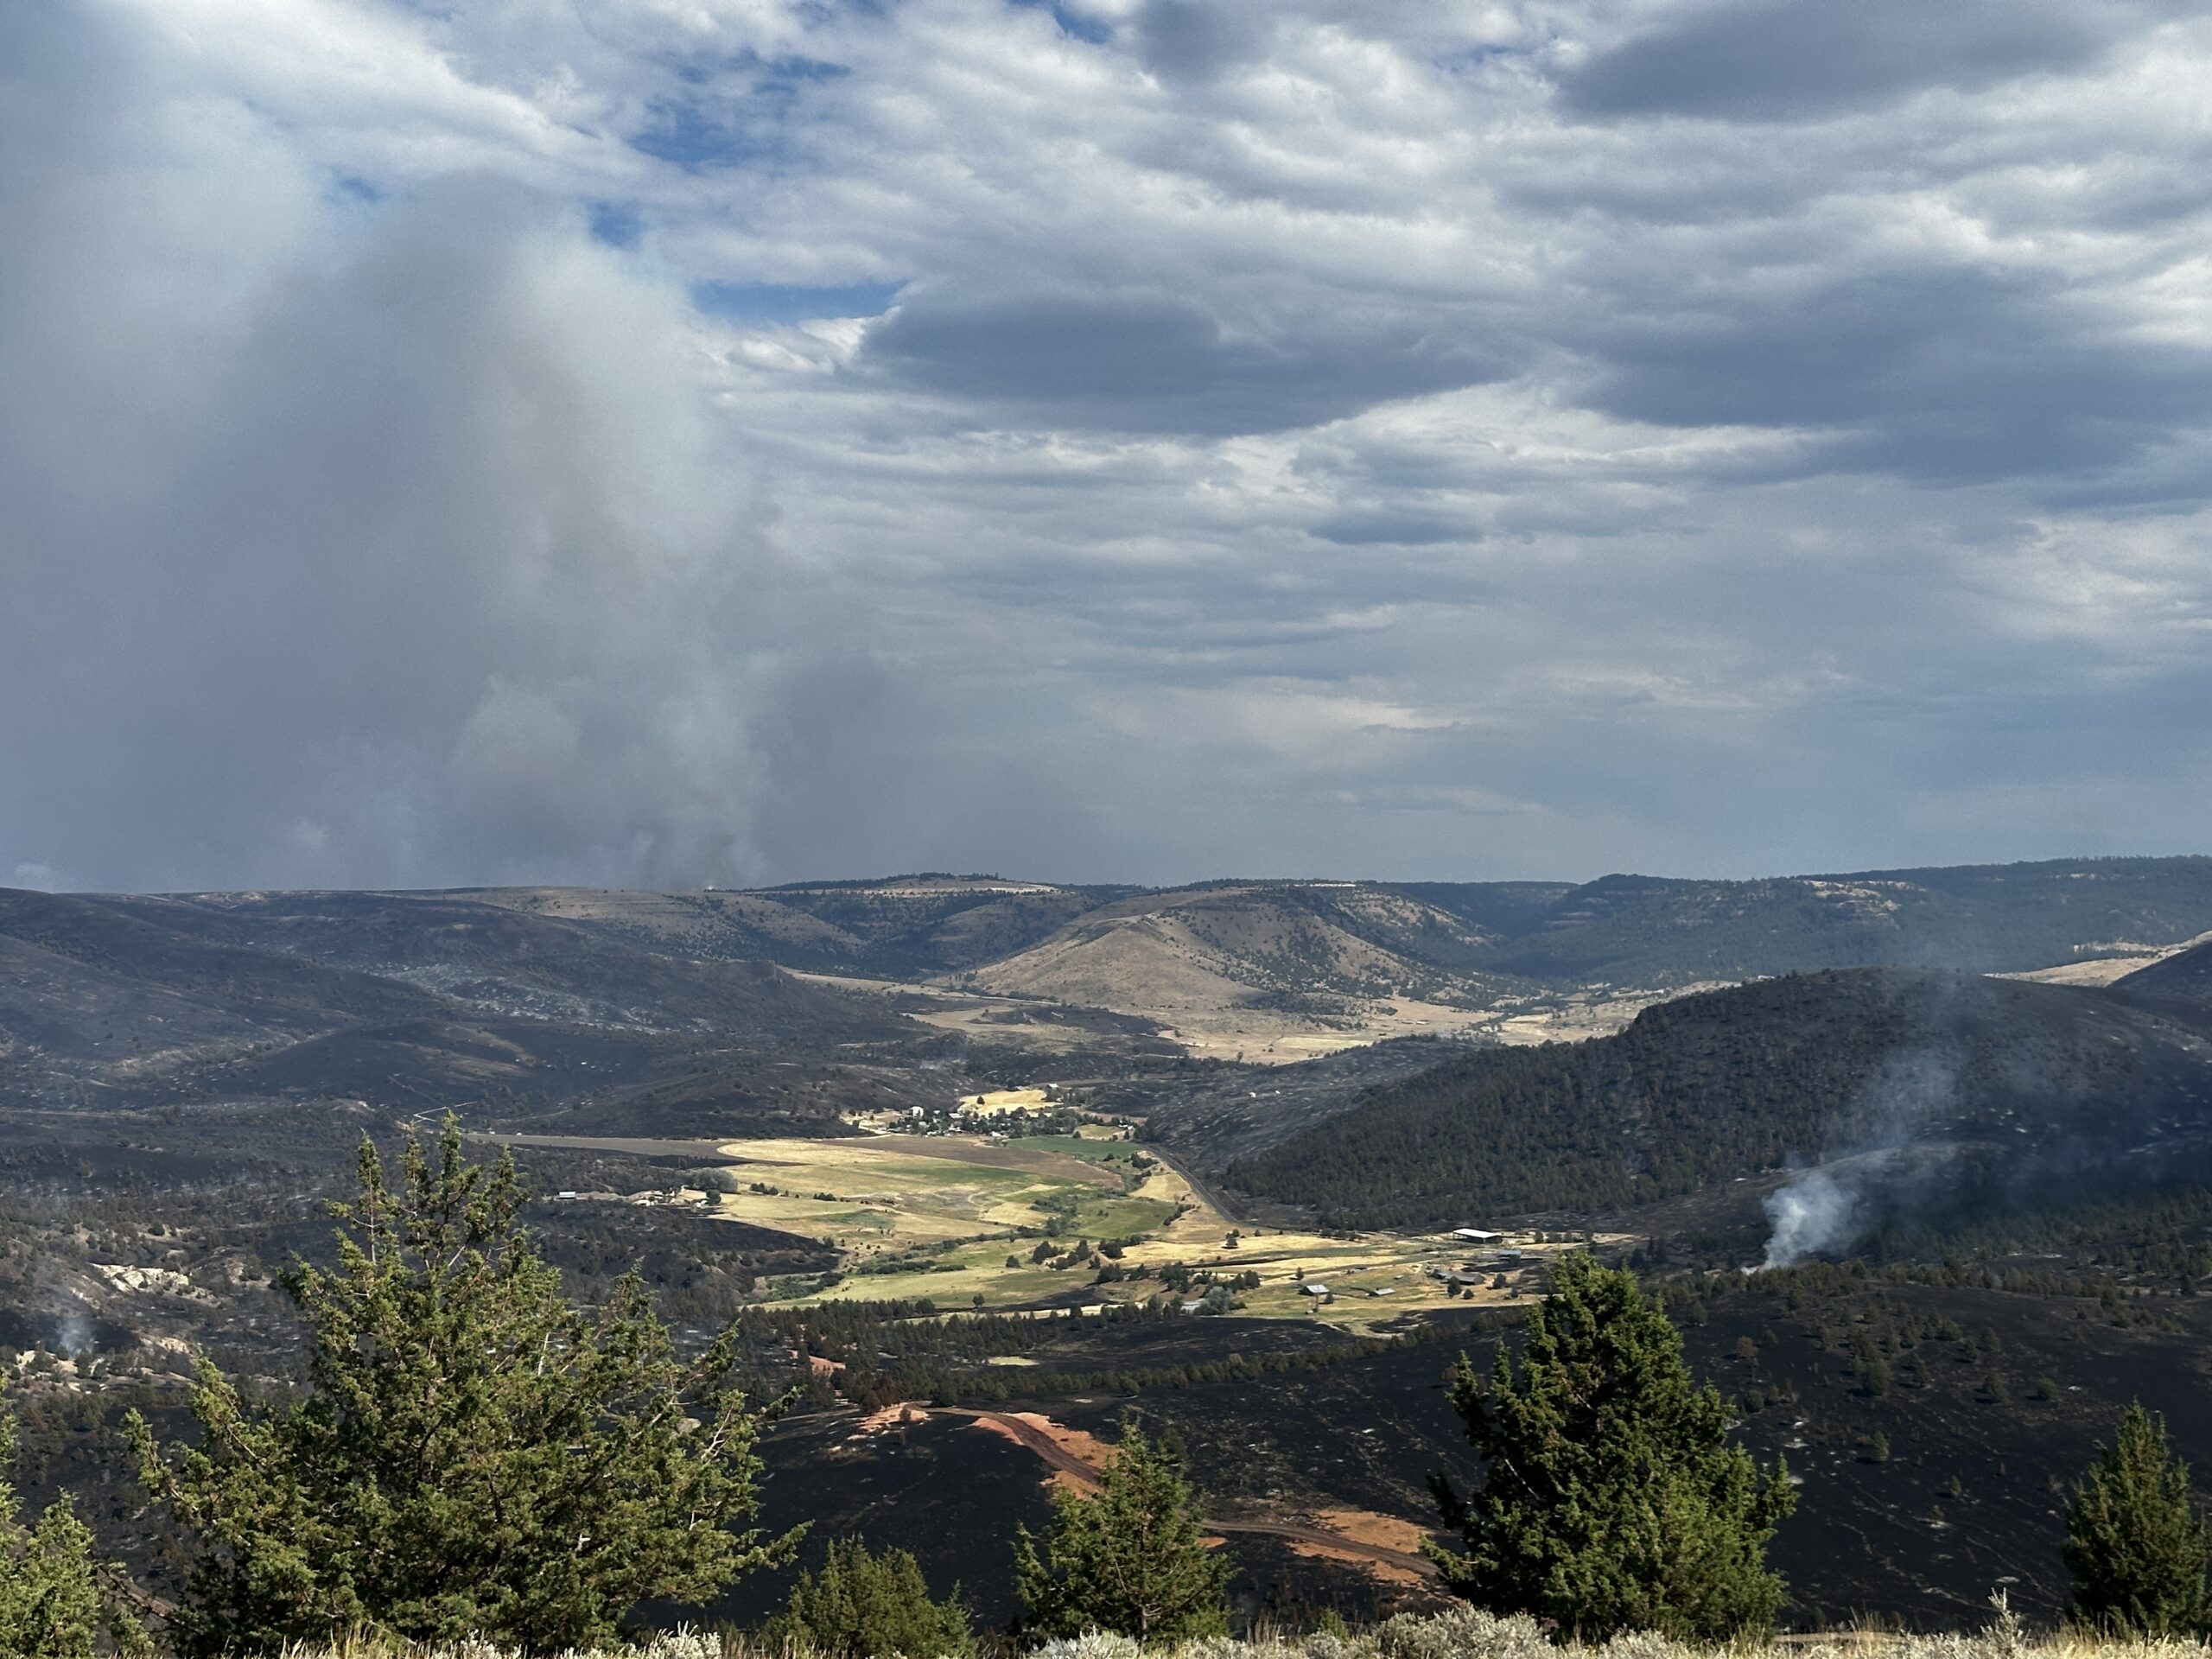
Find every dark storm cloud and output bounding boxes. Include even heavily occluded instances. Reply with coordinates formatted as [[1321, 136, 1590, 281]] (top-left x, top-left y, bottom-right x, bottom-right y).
[[1560, 0, 2115, 124], [1582, 265, 2212, 486], [861, 289, 1515, 435], [1131, 0, 1277, 85]]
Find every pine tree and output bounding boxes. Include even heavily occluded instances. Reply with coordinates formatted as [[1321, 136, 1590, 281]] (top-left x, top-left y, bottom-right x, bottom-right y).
[[127, 1122, 798, 1656], [0, 1407, 144, 1659], [1428, 1252, 1796, 1642], [764, 1536, 976, 1657], [1013, 1414, 1230, 1643], [2063, 1403, 2212, 1637]]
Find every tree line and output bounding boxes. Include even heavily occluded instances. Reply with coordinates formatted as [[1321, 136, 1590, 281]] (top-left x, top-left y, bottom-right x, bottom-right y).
[[1226, 969, 2207, 1230]]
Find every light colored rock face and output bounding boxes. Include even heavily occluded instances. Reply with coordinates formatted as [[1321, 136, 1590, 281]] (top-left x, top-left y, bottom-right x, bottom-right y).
[[92, 1262, 195, 1296]]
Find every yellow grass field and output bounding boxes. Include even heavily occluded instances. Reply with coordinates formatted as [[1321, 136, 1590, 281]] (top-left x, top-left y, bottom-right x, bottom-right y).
[[961, 1087, 1054, 1114], [507, 1124, 1616, 1321], [734, 1140, 1628, 1327]]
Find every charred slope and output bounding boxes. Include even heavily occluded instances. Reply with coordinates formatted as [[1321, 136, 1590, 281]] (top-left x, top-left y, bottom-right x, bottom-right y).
[[2113, 934, 2212, 1006], [85, 889, 862, 1033], [0, 888, 453, 1065], [0, 887, 906, 1132], [1224, 970, 2212, 1230]]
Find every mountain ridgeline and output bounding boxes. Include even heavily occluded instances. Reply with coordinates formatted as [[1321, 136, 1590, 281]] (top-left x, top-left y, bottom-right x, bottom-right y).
[[481, 857, 2212, 994]]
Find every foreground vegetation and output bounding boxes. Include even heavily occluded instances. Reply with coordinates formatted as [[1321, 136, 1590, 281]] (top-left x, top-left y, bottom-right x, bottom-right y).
[[74, 1603, 2212, 1659], [8, 1127, 2210, 1657]]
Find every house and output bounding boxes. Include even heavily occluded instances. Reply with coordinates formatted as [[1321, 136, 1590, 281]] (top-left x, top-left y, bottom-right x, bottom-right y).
[[1452, 1228, 1503, 1243], [1367, 1287, 1395, 1298], [1300, 1281, 1330, 1296]]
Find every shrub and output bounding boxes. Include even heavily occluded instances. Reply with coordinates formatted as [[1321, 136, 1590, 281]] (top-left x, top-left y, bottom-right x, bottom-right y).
[[1014, 1415, 1230, 1644], [762, 1536, 974, 1658]]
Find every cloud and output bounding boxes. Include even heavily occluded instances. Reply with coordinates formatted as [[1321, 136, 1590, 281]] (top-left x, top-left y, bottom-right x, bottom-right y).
[[1558, 0, 2118, 124], [861, 287, 1514, 435], [8, 0, 2212, 889]]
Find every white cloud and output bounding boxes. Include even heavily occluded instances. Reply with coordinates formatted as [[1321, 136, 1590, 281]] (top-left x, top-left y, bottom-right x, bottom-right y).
[[8, 0, 2212, 887]]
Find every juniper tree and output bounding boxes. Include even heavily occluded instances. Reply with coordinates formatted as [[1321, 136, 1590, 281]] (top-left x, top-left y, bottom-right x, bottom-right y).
[[1429, 1252, 1796, 1642], [2064, 1403, 2212, 1637], [0, 1407, 144, 1659], [127, 1121, 798, 1656], [1013, 1414, 1230, 1643], [764, 1536, 976, 1657]]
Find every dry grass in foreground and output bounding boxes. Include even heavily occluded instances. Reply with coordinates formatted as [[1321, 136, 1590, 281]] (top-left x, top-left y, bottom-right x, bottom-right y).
[[261, 1602, 2212, 1659]]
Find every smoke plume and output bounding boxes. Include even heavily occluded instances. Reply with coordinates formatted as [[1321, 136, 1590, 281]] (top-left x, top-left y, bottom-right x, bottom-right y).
[[1760, 1046, 1961, 1268]]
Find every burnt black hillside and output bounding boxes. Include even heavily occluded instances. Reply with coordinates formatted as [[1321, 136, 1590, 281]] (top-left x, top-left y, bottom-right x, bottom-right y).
[[2114, 934, 2212, 1006], [1223, 970, 2212, 1230]]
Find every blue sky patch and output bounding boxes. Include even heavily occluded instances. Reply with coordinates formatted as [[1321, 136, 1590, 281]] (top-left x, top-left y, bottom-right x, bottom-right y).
[[587, 201, 644, 249], [1009, 0, 1111, 45]]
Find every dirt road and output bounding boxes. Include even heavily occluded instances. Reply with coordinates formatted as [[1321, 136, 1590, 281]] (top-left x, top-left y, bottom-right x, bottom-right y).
[[953, 1408, 1438, 1580]]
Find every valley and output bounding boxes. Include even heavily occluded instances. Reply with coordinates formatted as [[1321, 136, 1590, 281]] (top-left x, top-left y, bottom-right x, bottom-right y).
[[7, 858, 2212, 1632]]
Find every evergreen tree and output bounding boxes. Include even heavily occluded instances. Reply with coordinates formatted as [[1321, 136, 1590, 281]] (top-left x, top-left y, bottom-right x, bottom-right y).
[[0, 1408, 143, 1659], [1013, 1414, 1230, 1643], [763, 1536, 975, 1657], [1429, 1252, 1796, 1642], [2063, 1403, 2212, 1637], [127, 1122, 797, 1656]]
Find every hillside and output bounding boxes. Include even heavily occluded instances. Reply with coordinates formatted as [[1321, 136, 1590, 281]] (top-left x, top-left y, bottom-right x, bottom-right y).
[[474, 878, 1135, 977], [0, 887, 903, 1129], [969, 884, 1492, 1008], [1469, 860, 2212, 986], [718, 859, 2212, 1055], [2113, 933, 2212, 1004], [1213, 969, 2212, 1232]]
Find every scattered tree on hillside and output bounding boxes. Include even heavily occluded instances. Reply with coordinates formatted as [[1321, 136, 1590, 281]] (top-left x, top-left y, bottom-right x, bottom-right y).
[[2064, 1403, 2212, 1637], [0, 1406, 143, 1659], [1429, 1252, 1796, 1642], [1013, 1414, 1230, 1643], [762, 1536, 975, 1657], [127, 1121, 798, 1656]]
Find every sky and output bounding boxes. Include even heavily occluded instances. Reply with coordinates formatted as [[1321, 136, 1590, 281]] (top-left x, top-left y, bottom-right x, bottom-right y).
[[4, 0, 2212, 892]]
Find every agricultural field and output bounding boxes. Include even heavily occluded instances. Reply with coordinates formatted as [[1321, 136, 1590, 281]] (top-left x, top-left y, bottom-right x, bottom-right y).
[[673, 1128, 1609, 1323], [491, 1122, 1624, 1321]]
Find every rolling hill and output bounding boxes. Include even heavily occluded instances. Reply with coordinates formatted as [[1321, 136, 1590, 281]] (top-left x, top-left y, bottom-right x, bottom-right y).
[[0, 887, 899, 1127], [1208, 968, 2212, 1235], [2113, 932, 2212, 1005], [471, 859, 2212, 1015]]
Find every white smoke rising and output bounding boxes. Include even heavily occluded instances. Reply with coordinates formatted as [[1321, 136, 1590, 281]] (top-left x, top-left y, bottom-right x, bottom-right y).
[[1759, 1046, 1961, 1268], [1761, 1168, 1860, 1269]]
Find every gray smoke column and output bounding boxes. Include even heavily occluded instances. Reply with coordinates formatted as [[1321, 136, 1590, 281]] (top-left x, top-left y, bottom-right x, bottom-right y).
[[0, 9, 795, 890], [1760, 1046, 1961, 1268], [1761, 1168, 1861, 1269]]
